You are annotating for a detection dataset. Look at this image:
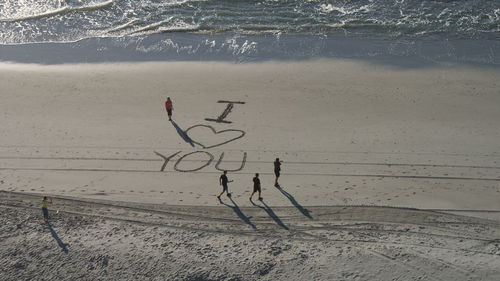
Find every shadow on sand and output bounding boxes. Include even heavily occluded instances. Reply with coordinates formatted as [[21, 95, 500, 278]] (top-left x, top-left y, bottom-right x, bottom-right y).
[[251, 199, 289, 230], [275, 184, 313, 219], [171, 121, 195, 147], [218, 196, 257, 230], [47, 223, 69, 253]]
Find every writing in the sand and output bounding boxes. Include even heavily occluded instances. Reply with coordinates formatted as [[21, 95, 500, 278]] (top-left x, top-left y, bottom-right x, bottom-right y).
[[155, 151, 247, 172], [155, 100, 247, 172], [205, 100, 246, 124]]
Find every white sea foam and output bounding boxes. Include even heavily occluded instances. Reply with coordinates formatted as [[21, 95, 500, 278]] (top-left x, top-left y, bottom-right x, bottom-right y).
[[125, 18, 176, 35], [0, 6, 70, 22], [125, 18, 200, 37], [106, 19, 142, 33], [319, 4, 371, 15], [135, 37, 201, 54], [0, 0, 114, 22]]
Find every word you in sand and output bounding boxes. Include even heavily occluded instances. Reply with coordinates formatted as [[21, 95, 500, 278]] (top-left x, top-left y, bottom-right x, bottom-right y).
[[155, 151, 247, 172], [155, 100, 247, 172]]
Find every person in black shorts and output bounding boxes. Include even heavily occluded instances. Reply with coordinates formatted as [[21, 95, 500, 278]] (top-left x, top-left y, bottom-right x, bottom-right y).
[[41, 196, 52, 223], [250, 173, 262, 201], [274, 158, 282, 186], [218, 171, 233, 199]]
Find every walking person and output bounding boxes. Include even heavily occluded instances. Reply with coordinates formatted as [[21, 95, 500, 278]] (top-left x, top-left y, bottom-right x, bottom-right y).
[[250, 173, 262, 201], [165, 97, 173, 121], [274, 158, 283, 186], [218, 171, 233, 199], [42, 196, 52, 223]]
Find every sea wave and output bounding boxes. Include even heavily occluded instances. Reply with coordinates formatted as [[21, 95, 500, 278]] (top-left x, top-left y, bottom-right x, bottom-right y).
[[120, 19, 201, 36], [106, 19, 142, 33], [319, 3, 372, 15], [0, 0, 498, 48], [0, 0, 114, 22]]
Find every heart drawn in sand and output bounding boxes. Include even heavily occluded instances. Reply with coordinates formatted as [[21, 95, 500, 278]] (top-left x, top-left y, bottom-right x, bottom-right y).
[[184, 124, 246, 149]]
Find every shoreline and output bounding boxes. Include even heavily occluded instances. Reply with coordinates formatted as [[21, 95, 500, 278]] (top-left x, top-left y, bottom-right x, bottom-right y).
[[1, 34, 499, 67]]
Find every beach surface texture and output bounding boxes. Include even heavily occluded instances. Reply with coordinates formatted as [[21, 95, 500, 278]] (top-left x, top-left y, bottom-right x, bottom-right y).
[[0, 60, 499, 280]]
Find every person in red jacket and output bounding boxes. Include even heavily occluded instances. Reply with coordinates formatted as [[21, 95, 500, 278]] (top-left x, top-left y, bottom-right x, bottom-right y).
[[165, 97, 173, 121]]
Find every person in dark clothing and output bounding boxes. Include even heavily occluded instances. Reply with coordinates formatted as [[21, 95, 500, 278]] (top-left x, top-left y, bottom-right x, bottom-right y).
[[218, 171, 233, 199], [274, 158, 283, 186], [165, 97, 173, 121], [42, 196, 52, 223], [250, 173, 262, 201]]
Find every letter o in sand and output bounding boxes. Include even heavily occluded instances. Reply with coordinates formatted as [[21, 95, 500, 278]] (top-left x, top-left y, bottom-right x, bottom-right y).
[[174, 151, 214, 172]]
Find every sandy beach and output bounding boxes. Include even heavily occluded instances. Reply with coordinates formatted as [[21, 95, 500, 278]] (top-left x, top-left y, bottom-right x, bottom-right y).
[[1, 59, 499, 280]]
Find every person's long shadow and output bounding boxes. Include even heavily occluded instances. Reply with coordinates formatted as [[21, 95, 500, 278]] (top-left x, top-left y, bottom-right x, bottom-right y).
[[250, 199, 289, 230], [171, 121, 195, 147], [47, 223, 69, 254], [275, 184, 313, 219], [218, 196, 257, 230]]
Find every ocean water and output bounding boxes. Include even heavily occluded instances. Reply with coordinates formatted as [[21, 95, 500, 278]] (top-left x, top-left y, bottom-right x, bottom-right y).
[[0, 0, 499, 64]]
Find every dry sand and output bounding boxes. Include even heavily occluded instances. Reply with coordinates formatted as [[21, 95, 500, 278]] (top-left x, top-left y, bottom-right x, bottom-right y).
[[0, 60, 499, 280], [1, 191, 499, 281]]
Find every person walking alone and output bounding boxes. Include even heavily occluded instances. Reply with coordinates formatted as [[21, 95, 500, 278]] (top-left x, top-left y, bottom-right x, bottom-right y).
[[274, 158, 283, 186], [42, 196, 52, 223], [165, 97, 173, 121], [218, 171, 233, 199], [250, 173, 262, 201]]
